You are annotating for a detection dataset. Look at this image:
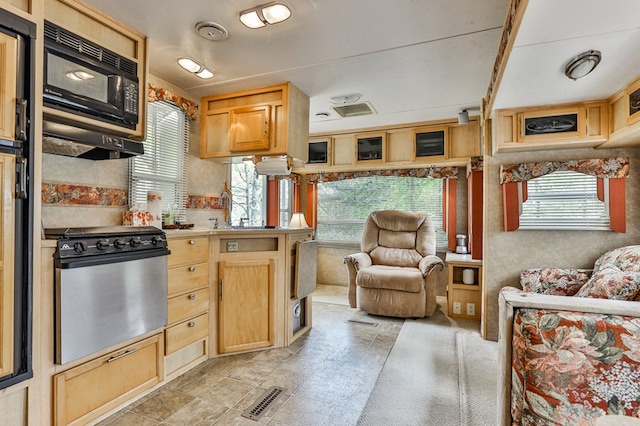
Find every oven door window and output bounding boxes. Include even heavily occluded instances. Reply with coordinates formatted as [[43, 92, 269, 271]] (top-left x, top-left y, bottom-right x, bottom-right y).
[[46, 52, 109, 103]]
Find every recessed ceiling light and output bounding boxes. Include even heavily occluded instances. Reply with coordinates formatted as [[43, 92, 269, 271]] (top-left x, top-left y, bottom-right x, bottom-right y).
[[262, 3, 291, 24], [315, 112, 330, 119], [565, 50, 601, 80]]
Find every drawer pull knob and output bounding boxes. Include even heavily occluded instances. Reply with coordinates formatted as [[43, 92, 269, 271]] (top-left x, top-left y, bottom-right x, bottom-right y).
[[189, 240, 196, 245], [189, 266, 196, 272], [188, 294, 196, 300], [107, 348, 138, 363], [188, 321, 196, 327]]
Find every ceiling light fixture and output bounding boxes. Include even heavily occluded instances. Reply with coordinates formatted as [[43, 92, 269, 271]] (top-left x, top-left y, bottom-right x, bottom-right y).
[[177, 57, 215, 79], [329, 93, 361, 104], [564, 50, 601, 80], [239, 3, 291, 29]]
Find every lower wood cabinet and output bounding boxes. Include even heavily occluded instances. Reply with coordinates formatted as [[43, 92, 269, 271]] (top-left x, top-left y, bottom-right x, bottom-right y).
[[53, 334, 163, 426], [218, 259, 274, 354], [165, 312, 209, 355]]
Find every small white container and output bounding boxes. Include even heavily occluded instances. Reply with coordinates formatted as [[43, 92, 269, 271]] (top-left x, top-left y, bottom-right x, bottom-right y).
[[462, 269, 475, 285]]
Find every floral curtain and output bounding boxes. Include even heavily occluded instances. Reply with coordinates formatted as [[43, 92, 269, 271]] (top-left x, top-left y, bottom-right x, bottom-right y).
[[305, 166, 459, 184], [500, 157, 629, 184], [148, 83, 199, 120]]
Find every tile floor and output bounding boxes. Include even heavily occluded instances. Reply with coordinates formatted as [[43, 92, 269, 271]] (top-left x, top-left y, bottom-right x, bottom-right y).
[[98, 285, 403, 426]]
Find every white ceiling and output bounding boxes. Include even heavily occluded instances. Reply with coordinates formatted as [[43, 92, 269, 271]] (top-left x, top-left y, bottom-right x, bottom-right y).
[[81, 0, 640, 134]]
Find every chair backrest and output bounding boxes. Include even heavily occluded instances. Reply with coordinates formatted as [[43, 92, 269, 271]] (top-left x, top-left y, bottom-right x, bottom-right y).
[[361, 210, 436, 267]]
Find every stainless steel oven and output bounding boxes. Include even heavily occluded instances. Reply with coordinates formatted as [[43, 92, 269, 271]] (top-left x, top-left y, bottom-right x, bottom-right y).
[[46, 226, 169, 364]]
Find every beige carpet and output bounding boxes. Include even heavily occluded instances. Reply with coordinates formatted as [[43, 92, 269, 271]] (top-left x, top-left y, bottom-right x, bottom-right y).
[[357, 298, 498, 426]]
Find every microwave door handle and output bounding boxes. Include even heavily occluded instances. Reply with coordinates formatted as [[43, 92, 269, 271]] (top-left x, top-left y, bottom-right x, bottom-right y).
[[15, 98, 28, 143], [15, 157, 27, 200]]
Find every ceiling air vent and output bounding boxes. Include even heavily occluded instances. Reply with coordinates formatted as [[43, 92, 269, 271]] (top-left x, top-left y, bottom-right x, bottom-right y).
[[331, 102, 376, 118]]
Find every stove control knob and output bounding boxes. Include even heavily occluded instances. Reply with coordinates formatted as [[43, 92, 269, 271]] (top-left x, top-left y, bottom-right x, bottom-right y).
[[96, 239, 110, 251], [74, 241, 88, 253], [130, 237, 142, 248], [151, 236, 162, 246], [114, 238, 127, 249]]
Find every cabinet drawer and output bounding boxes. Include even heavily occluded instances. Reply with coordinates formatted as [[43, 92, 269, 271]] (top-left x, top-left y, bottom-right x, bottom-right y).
[[53, 334, 162, 426], [165, 313, 209, 355], [167, 262, 209, 296], [168, 288, 209, 325], [168, 236, 210, 267]]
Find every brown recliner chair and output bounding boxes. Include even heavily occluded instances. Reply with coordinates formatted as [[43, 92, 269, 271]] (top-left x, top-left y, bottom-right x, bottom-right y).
[[344, 210, 444, 318]]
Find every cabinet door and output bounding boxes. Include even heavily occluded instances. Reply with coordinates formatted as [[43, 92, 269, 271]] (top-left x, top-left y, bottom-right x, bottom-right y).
[[229, 105, 271, 152], [0, 32, 17, 142], [0, 154, 14, 379], [200, 111, 230, 158], [218, 259, 274, 354]]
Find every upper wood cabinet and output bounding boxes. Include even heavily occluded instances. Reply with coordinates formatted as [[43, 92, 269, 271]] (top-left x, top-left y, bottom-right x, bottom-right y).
[[600, 75, 640, 148], [493, 101, 608, 153], [200, 82, 310, 161], [302, 119, 480, 173], [0, 31, 17, 142]]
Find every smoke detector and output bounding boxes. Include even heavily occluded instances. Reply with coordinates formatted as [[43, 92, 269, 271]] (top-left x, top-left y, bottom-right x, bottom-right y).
[[195, 22, 229, 41]]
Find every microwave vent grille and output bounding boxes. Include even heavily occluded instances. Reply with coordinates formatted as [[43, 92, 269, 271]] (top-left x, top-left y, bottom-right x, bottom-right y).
[[44, 21, 137, 76]]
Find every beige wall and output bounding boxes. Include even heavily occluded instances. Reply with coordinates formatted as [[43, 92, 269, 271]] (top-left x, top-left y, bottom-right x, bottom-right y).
[[483, 145, 640, 340]]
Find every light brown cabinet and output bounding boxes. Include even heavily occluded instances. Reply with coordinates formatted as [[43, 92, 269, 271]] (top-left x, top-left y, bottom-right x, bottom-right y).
[[446, 253, 482, 321], [0, 31, 17, 142], [0, 154, 14, 379], [601, 75, 640, 148], [218, 259, 274, 354], [200, 82, 309, 161], [494, 101, 608, 153], [304, 118, 480, 173], [165, 236, 210, 369], [53, 334, 163, 426]]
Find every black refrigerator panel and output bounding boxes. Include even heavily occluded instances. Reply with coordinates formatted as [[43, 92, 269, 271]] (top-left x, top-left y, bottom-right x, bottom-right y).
[[0, 7, 36, 390]]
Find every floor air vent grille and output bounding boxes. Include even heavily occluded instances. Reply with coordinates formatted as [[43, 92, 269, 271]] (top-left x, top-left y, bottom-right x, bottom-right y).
[[241, 386, 286, 420]]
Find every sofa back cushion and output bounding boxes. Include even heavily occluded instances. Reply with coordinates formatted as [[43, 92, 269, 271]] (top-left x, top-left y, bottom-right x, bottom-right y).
[[521, 268, 591, 296], [362, 210, 436, 267], [575, 245, 640, 300]]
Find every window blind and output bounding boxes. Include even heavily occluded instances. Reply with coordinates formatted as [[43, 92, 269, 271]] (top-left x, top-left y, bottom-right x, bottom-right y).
[[316, 176, 446, 248], [519, 170, 610, 230], [129, 101, 189, 222]]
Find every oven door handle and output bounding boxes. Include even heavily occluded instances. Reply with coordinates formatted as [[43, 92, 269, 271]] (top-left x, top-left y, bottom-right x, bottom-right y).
[[55, 248, 170, 269]]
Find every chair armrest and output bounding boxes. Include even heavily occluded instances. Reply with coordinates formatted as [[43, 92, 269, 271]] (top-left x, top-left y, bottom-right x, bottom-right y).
[[520, 268, 592, 296], [344, 252, 372, 271], [418, 255, 444, 277], [343, 253, 372, 308]]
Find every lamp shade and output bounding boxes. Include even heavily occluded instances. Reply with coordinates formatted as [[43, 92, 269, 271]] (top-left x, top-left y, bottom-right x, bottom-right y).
[[289, 212, 309, 228]]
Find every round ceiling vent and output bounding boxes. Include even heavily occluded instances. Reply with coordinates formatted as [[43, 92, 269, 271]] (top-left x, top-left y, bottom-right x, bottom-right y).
[[195, 22, 229, 41]]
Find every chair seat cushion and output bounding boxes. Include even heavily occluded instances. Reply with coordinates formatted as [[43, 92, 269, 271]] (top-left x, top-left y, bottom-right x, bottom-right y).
[[356, 265, 424, 293]]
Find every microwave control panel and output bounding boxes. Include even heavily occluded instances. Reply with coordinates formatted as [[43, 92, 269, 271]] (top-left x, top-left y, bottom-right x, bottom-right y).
[[123, 78, 139, 117]]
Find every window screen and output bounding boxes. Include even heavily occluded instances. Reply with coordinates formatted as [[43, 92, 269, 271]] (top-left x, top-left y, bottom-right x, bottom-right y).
[[316, 176, 446, 248], [129, 101, 189, 222], [519, 170, 610, 230]]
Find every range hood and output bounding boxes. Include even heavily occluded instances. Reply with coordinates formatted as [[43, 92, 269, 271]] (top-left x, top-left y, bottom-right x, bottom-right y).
[[42, 115, 144, 160]]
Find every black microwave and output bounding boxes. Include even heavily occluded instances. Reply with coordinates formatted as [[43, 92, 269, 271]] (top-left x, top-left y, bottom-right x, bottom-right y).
[[43, 21, 139, 130]]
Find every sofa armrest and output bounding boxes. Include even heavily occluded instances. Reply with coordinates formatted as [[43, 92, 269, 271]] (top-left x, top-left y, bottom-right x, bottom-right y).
[[418, 255, 444, 277], [520, 267, 592, 296], [497, 286, 640, 426], [343, 253, 372, 308]]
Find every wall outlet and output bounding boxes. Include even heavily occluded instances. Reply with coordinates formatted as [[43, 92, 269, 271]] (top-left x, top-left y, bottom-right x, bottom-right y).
[[467, 303, 476, 316], [453, 302, 461, 315], [227, 241, 238, 252]]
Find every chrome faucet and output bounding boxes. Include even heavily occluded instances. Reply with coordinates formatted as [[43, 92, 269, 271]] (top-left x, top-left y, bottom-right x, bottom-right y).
[[239, 217, 249, 228]]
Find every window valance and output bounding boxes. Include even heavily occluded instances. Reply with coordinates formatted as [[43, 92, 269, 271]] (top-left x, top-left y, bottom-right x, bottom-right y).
[[305, 166, 458, 184], [500, 157, 629, 184], [148, 84, 199, 120]]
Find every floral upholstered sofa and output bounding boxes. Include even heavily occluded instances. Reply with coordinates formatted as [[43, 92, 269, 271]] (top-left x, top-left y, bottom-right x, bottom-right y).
[[498, 245, 640, 426]]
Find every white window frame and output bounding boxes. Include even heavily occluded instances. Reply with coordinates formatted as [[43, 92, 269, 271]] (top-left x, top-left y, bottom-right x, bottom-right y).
[[129, 100, 189, 222]]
